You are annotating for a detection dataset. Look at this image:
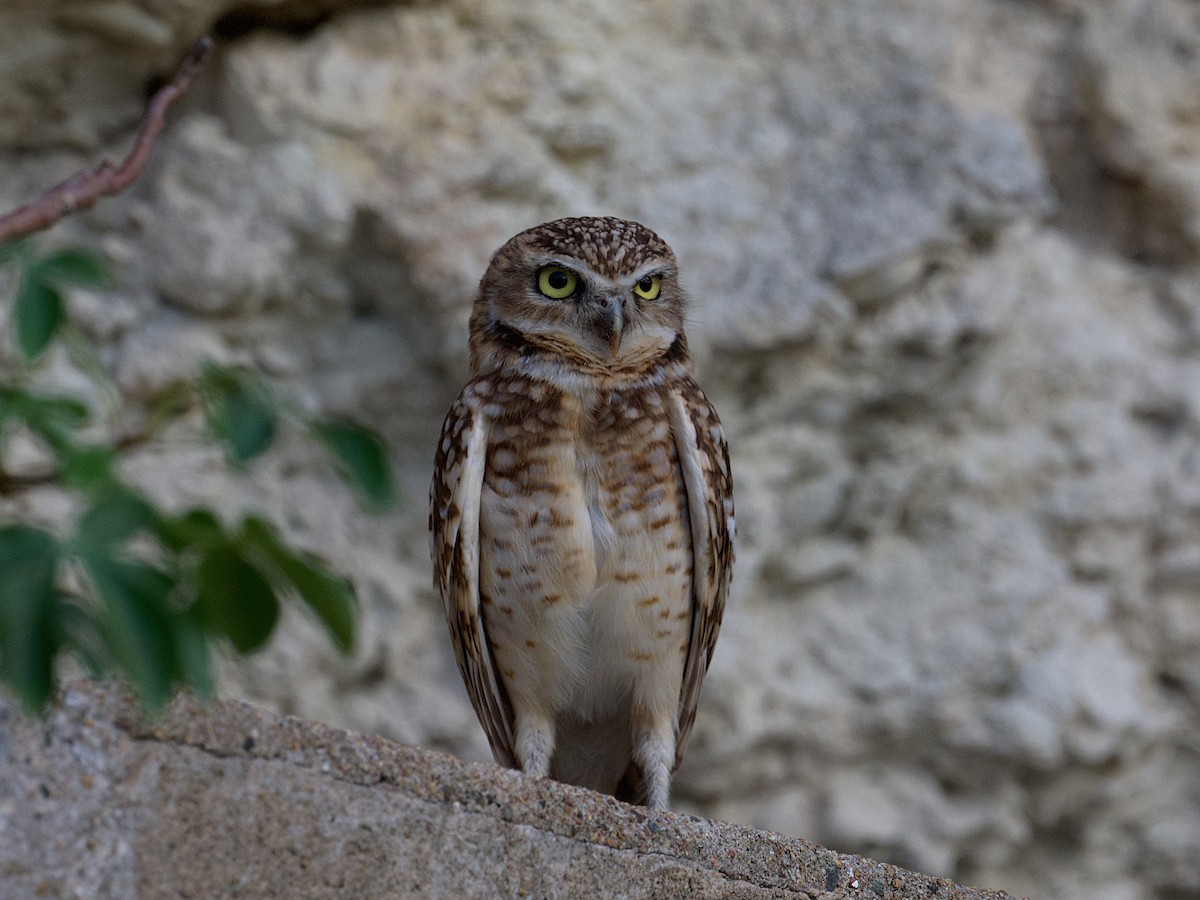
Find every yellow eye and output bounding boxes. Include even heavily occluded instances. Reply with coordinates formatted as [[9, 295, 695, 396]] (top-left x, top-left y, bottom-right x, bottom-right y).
[[633, 274, 661, 300], [537, 266, 578, 299]]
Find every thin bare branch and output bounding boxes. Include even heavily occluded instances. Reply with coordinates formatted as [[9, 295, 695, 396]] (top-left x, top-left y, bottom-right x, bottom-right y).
[[0, 37, 215, 246]]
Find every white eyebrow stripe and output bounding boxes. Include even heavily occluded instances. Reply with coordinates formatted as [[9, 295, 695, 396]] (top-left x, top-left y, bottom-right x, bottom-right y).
[[626, 262, 673, 283], [533, 258, 673, 287]]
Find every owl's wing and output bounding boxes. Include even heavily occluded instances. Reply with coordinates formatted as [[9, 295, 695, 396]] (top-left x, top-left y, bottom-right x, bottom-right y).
[[429, 389, 517, 768], [668, 376, 735, 770]]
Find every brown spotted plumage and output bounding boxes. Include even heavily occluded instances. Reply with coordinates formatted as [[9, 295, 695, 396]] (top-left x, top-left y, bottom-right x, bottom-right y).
[[430, 217, 734, 810]]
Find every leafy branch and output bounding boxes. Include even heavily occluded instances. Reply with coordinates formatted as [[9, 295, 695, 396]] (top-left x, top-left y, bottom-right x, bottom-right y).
[[0, 239, 394, 713], [0, 37, 392, 713]]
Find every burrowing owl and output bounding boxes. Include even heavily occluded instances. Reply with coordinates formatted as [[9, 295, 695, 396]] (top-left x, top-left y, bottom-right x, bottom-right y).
[[430, 217, 734, 810]]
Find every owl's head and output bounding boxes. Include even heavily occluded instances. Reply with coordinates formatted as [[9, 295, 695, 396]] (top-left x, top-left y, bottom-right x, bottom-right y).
[[469, 217, 687, 377]]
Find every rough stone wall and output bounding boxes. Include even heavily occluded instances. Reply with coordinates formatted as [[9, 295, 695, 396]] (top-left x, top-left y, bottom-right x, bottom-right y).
[[0, 682, 1014, 900], [1, 2, 1198, 899]]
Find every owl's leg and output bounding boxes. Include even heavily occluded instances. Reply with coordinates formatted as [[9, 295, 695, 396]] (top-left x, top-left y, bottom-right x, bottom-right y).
[[631, 716, 676, 810], [514, 711, 555, 778]]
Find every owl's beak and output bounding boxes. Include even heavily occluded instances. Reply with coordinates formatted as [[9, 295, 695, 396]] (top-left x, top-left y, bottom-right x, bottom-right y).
[[597, 294, 625, 358]]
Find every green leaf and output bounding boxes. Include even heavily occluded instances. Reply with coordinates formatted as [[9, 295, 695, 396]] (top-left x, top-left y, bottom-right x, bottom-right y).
[[241, 516, 355, 654], [0, 526, 60, 712], [202, 367, 276, 465], [80, 553, 215, 704], [313, 419, 395, 510], [12, 391, 89, 427], [61, 445, 117, 493], [57, 598, 111, 677], [172, 609, 214, 698], [195, 543, 279, 654], [0, 389, 14, 428], [76, 488, 157, 550], [156, 508, 226, 554], [8, 390, 89, 452], [218, 390, 275, 463], [144, 379, 196, 436], [0, 239, 27, 267], [15, 272, 62, 360], [60, 326, 120, 410], [84, 554, 177, 712], [35, 248, 110, 288]]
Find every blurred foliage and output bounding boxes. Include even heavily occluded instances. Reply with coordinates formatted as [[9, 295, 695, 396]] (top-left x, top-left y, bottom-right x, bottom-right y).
[[0, 238, 394, 713]]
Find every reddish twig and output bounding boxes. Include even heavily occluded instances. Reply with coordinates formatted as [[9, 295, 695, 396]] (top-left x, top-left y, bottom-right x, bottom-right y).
[[0, 36, 215, 245]]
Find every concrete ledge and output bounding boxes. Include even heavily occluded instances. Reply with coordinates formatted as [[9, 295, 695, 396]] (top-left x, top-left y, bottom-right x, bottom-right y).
[[0, 682, 1017, 899]]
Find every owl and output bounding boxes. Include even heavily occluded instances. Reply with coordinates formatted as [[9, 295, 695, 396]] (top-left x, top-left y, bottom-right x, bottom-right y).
[[429, 217, 734, 810]]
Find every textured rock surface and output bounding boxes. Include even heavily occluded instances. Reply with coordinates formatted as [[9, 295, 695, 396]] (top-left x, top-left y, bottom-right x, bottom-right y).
[[0, 682, 1015, 900], [2, 1, 1200, 899]]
